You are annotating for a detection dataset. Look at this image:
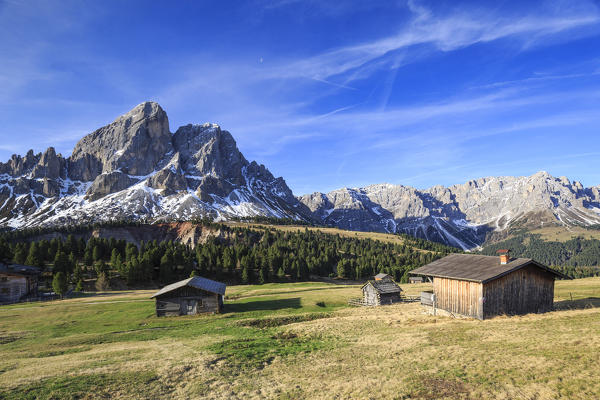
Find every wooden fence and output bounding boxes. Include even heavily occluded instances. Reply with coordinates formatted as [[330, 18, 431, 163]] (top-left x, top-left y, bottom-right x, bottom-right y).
[[348, 294, 421, 307]]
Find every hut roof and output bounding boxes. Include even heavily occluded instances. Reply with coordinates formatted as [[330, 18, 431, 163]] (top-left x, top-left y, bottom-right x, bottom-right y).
[[0, 264, 41, 277], [362, 279, 402, 294], [374, 273, 390, 280], [151, 276, 226, 298], [409, 253, 568, 283]]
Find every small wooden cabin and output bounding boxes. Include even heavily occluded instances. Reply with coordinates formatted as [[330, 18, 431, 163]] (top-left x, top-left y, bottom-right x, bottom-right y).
[[408, 276, 423, 284], [362, 275, 402, 306], [410, 253, 568, 319], [151, 276, 226, 317], [0, 264, 40, 304]]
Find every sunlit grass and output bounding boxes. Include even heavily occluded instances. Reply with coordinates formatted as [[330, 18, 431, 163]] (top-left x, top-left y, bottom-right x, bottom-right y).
[[1, 278, 599, 399]]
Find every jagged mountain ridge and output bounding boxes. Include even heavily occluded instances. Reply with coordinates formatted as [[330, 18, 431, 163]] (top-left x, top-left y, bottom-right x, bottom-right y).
[[298, 174, 600, 250], [0, 102, 312, 228], [2, 101, 600, 250]]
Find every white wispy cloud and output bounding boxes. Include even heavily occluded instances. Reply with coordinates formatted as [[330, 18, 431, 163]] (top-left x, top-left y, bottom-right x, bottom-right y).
[[259, 0, 600, 83]]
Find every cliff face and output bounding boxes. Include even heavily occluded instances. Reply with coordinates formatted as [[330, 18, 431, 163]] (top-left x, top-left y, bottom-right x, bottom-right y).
[[0, 102, 312, 228]]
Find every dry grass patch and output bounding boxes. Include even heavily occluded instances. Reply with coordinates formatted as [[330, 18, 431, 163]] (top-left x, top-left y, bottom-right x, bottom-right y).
[[1, 280, 600, 399]]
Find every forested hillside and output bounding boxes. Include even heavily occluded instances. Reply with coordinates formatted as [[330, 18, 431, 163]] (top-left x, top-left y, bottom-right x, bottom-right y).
[[0, 221, 458, 290], [481, 234, 600, 278]]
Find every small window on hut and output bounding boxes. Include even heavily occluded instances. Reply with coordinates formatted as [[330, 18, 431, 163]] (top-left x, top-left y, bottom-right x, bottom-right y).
[[0, 277, 8, 282]]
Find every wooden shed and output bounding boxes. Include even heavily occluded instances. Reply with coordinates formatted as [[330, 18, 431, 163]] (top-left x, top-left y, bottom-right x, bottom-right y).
[[151, 276, 226, 317], [0, 264, 40, 304], [362, 275, 402, 306], [410, 253, 568, 319]]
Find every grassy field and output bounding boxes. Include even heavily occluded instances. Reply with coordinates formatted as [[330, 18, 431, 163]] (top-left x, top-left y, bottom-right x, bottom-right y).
[[226, 222, 415, 246], [527, 226, 600, 242], [1, 279, 599, 399]]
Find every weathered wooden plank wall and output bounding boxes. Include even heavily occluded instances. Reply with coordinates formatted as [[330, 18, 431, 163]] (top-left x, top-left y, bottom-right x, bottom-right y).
[[363, 284, 379, 306], [482, 265, 554, 317], [433, 277, 483, 319]]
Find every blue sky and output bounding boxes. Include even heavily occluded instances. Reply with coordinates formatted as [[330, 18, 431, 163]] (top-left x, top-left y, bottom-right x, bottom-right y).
[[1, 0, 600, 195]]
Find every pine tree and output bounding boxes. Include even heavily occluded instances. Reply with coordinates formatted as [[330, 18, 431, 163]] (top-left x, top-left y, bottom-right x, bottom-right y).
[[92, 245, 102, 262], [53, 251, 70, 275], [241, 265, 250, 284], [52, 272, 68, 299], [95, 260, 109, 277], [0, 239, 12, 263], [259, 263, 269, 284], [73, 264, 83, 283], [83, 249, 94, 266], [14, 243, 28, 264], [26, 242, 43, 267], [159, 251, 175, 283], [277, 267, 285, 280], [125, 243, 138, 262], [110, 248, 120, 267]]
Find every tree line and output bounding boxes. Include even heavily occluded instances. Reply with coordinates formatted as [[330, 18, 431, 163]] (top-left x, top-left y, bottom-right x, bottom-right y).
[[481, 234, 600, 278], [0, 221, 458, 291]]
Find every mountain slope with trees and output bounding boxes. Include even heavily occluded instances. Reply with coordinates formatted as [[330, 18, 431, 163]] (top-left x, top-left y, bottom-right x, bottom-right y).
[[480, 234, 600, 278], [0, 221, 458, 291]]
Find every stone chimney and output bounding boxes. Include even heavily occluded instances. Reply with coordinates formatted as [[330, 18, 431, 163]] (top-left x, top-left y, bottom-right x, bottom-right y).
[[497, 249, 510, 265]]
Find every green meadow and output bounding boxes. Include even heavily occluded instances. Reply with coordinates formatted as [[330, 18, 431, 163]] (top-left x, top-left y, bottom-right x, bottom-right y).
[[1, 279, 599, 399]]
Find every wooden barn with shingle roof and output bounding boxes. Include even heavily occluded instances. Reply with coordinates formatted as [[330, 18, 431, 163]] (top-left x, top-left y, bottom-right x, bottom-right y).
[[410, 252, 568, 319], [361, 274, 402, 306], [151, 276, 226, 317]]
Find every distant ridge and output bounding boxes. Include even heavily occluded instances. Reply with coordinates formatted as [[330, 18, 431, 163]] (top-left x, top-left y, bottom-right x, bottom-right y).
[[298, 173, 600, 249]]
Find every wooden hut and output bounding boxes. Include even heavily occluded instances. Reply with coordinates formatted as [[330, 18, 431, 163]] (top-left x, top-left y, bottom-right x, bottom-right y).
[[0, 264, 40, 303], [410, 253, 568, 319], [362, 275, 402, 306], [151, 276, 226, 317], [408, 276, 423, 284]]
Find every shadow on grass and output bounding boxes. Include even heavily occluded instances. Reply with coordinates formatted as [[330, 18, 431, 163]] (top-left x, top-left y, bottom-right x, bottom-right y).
[[70, 291, 138, 299], [227, 285, 353, 300], [554, 297, 600, 311], [225, 297, 302, 313]]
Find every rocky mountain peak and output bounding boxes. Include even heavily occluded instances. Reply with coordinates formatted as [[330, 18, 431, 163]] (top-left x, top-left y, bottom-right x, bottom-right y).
[[0, 102, 310, 228], [69, 101, 171, 181], [173, 123, 247, 185]]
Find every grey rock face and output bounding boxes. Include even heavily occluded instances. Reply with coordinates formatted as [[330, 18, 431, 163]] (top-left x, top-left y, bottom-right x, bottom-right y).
[[0, 150, 42, 177], [173, 124, 246, 185], [195, 175, 235, 202], [69, 102, 171, 181], [86, 172, 139, 201], [148, 168, 188, 194], [42, 178, 60, 197], [32, 147, 64, 180]]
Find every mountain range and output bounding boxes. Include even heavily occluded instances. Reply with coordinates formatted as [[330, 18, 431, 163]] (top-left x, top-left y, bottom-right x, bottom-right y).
[[2, 101, 599, 250]]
